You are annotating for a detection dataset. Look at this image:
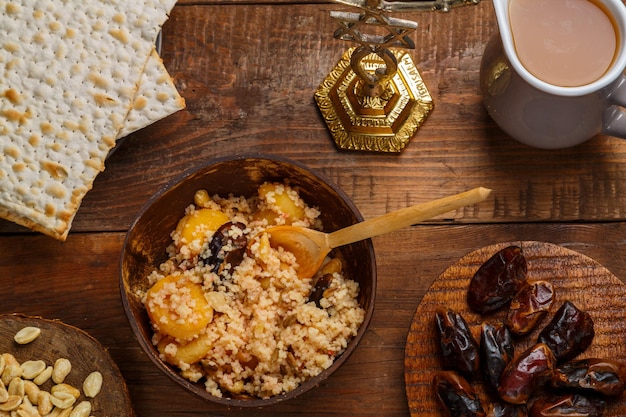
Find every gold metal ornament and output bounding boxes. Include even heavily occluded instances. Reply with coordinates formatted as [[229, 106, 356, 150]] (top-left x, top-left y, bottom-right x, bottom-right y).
[[316, 0, 480, 152]]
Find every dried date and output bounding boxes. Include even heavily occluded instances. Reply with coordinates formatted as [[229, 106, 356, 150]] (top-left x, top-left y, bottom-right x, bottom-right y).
[[468, 246, 528, 314], [486, 402, 527, 417], [537, 301, 594, 363], [506, 281, 554, 337], [435, 308, 480, 377], [529, 393, 606, 417], [480, 323, 515, 392], [431, 247, 622, 415], [551, 358, 626, 397], [433, 370, 486, 417], [498, 343, 556, 404]]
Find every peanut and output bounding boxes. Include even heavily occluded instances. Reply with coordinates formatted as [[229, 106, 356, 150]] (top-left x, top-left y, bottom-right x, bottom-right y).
[[13, 328, 41, 345], [68, 400, 91, 417], [8, 377, 24, 397], [0, 328, 102, 417], [51, 384, 80, 400], [50, 391, 76, 409], [51, 359, 71, 384], [2, 365, 23, 386], [15, 399, 39, 417], [32, 366, 52, 386], [36, 391, 52, 416], [0, 380, 7, 403], [48, 407, 74, 417], [20, 360, 46, 380], [23, 380, 39, 405], [82, 372, 102, 398], [0, 395, 22, 411]]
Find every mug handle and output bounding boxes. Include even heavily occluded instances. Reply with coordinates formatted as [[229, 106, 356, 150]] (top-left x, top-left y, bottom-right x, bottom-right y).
[[603, 74, 626, 138]]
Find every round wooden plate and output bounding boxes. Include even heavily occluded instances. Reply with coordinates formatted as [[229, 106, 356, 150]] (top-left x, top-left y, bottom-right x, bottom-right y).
[[0, 314, 134, 416], [404, 241, 626, 416]]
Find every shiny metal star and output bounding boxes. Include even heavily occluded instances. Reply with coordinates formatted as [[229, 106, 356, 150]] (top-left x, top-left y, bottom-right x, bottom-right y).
[[334, 0, 481, 13], [331, 9, 417, 52]]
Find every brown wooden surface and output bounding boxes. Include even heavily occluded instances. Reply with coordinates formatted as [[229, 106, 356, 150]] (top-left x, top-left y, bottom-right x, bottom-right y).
[[405, 241, 626, 416], [1, 1, 626, 416]]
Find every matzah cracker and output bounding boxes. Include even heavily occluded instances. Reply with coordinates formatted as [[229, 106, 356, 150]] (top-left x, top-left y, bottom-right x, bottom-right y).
[[117, 48, 185, 139], [0, 0, 177, 240]]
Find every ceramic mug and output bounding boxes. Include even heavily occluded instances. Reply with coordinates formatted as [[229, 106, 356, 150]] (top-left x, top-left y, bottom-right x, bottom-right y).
[[480, 0, 626, 149]]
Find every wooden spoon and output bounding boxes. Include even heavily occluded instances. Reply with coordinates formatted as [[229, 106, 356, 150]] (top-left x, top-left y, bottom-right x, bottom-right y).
[[266, 187, 492, 278]]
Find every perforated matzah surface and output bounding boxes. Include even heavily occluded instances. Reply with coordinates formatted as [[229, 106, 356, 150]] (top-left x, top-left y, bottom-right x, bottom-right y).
[[0, 0, 178, 240], [118, 48, 185, 139]]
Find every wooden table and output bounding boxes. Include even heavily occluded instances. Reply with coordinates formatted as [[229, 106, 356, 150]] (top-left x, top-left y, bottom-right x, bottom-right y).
[[2, 1, 626, 416]]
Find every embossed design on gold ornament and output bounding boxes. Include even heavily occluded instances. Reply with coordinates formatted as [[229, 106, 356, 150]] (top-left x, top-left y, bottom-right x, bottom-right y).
[[315, 48, 433, 152], [316, 0, 480, 152]]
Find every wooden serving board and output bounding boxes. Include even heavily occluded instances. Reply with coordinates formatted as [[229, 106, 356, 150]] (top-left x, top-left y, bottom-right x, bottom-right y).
[[404, 241, 626, 416], [0, 314, 134, 417]]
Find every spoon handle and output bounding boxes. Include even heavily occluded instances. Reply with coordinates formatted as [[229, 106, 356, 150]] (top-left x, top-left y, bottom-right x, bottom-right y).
[[326, 187, 492, 248]]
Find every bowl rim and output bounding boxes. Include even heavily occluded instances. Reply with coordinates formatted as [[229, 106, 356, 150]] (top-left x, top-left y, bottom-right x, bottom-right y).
[[119, 153, 377, 408]]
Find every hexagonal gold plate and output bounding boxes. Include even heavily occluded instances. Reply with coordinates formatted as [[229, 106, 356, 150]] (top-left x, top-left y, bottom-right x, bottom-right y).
[[315, 48, 433, 152]]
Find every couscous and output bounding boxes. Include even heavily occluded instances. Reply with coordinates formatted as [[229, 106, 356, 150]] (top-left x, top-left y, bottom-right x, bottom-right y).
[[141, 182, 365, 399]]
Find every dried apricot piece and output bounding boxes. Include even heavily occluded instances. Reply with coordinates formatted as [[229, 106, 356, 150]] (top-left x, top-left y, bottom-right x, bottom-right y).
[[145, 275, 213, 340], [175, 208, 229, 248]]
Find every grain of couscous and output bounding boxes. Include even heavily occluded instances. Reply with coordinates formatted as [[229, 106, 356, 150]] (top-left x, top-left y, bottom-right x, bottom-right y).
[[141, 182, 365, 399]]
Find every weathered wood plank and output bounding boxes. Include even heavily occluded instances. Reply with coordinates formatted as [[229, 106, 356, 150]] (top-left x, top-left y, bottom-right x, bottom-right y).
[[0, 224, 624, 416]]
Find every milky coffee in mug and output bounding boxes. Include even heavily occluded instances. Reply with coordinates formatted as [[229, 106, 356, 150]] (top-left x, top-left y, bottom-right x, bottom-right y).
[[510, 0, 617, 87], [480, 0, 626, 149]]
